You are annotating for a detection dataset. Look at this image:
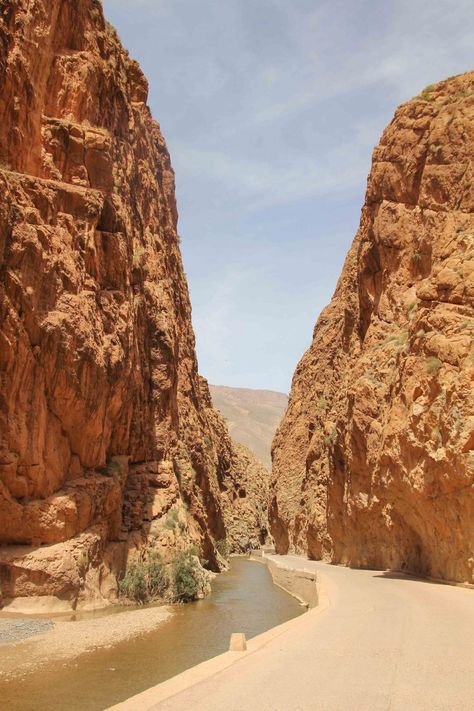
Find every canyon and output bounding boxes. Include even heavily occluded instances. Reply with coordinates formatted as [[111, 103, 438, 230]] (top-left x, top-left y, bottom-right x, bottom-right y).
[[271, 72, 474, 585], [0, 0, 472, 621], [0, 2, 472, 710], [0, 0, 268, 610]]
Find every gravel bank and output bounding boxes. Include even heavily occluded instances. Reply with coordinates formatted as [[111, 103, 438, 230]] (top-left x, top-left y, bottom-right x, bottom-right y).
[[0, 605, 173, 678], [0, 619, 54, 646]]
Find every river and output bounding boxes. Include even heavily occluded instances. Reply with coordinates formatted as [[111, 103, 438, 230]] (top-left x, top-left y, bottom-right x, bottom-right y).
[[0, 557, 304, 710]]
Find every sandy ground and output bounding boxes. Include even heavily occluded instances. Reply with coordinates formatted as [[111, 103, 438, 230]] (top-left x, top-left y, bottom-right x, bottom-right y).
[[116, 555, 474, 711], [0, 605, 173, 679]]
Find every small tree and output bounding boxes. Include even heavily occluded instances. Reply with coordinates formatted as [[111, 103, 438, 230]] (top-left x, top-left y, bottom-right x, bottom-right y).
[[172, 550, 201, 602]]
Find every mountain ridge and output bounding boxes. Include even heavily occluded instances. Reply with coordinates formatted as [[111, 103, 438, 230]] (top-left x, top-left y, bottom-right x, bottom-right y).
[[210, 384, 288, 470]]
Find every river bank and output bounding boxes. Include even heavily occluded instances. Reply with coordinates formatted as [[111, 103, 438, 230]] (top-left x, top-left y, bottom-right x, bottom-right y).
[[0, 605, 173, 679]]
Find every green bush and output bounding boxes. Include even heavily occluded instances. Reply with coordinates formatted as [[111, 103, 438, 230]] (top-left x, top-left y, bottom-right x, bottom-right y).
[[164, 507, 180, 530], [119, 550, 167, 603], [119, 561, 148, 602], [147, 551, 168, 598], [172, 550, 201, 602]]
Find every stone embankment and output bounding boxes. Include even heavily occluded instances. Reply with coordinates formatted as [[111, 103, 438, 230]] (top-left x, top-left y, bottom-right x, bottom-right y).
[[251, 550, 318, 608]]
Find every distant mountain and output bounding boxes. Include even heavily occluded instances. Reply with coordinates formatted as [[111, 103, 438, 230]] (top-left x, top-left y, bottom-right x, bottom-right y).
[[209, 385, 288, 470]]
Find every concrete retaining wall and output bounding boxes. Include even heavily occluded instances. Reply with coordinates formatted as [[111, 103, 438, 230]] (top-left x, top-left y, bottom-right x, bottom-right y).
[[251, 553, 318, 609]]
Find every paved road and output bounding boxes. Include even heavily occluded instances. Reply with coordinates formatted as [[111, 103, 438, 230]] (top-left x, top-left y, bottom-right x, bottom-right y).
[[151, 555, 474, 711]]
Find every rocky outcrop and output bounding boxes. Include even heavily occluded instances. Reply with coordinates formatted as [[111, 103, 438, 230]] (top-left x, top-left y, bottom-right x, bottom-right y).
[[271, 73, 474, 585], [0, 0, 268, 609]]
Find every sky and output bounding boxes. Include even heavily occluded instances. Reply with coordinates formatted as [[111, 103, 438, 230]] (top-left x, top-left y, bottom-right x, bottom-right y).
[[103, 0, 474, 393]]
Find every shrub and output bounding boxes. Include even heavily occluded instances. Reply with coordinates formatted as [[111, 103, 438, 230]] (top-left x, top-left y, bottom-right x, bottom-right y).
[[426, 356, 442, 375], [419, 85, 435, 102], [146, 551, 168, 598], [172, 550, 201, 602], [164, 507, 180, 530], [216, 538, 230, 559], [119, 561, 148, 602], [119, 550, 167, 603], [316, 397, 327, 411], [383, 330, 408, 351]]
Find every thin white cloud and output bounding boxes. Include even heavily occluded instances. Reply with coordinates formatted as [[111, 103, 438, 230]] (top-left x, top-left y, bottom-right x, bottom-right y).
[[103, 0, 474, 391]]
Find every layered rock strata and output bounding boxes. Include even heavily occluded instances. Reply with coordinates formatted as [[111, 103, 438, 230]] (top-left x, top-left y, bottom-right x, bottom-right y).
[[271, 73, 474, 584], [0, 0, 268, 608]]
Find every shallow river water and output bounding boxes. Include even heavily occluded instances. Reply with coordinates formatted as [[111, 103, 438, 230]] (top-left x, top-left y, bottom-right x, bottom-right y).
[[0, 557, 304, 710]]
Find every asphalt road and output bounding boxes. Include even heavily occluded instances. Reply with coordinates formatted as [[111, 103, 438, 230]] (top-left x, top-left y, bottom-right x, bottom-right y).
[[151, 555, 474, 711]]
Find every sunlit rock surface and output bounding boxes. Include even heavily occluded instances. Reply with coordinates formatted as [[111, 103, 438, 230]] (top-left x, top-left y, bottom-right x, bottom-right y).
[[0, 0, 268, 608], [271, 73, 474, 584]]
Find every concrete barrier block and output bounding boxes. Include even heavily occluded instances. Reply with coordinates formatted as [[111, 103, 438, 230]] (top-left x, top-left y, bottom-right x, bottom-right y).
[[229, 633, 247, 651]]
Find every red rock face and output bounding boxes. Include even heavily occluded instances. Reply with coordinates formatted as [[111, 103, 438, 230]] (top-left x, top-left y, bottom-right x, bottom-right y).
[[0, 0, 268, 608], [271, 74, 474, 585]]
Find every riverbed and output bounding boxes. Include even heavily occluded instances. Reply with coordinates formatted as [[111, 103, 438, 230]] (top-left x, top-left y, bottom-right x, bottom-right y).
[[0, 557, 304, 710]]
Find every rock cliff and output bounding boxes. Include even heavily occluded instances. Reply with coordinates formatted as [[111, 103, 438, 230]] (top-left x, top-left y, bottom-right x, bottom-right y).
[[271, 73, 474, 585], [0, 0, 268, 609]]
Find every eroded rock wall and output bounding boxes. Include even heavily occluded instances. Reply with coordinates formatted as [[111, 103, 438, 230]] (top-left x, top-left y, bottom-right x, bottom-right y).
[[0, 0, 268, 608], [271, 73, 474, 584], [203, 381, 271, 552]]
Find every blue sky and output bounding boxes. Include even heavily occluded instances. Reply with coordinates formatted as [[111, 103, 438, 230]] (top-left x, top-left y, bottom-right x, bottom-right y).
[[104, 0, 474, 393]]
